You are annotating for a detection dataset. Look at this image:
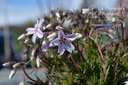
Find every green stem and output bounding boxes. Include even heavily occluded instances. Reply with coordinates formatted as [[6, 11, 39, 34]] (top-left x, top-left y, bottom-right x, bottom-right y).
[[70, 56, 92, 85]]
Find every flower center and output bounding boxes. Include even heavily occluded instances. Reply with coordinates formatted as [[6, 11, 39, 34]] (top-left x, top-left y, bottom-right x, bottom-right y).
[[59, 37, 66, 44], [34, 29, 38, 33]]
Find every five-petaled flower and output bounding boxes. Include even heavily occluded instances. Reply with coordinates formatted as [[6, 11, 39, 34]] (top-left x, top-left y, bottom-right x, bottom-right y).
[[26, 19, 44, 43], [52, 29, 76, 55]]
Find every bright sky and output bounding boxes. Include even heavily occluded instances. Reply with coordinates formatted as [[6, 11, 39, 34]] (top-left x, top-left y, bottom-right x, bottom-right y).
[[0, 0, 119, 26], [95, 0, 117, 8], [0, 0, 83, 26]]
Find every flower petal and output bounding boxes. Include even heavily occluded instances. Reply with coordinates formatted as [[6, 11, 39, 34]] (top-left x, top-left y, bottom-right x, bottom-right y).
[[52, 38, 59, 45], [39, 19, 44, 25], [58, 44, 65, 55], [70, 43, 75, 50], [65, 34, 76, 41], [58, 30, 65, 38], [26, 28, 35, 34], [32, 34, 37, 43], [35, 19, 44, 28], [65, 41, 75, 53], [42, 40, 49, 52], [36, 29, 43, 38]]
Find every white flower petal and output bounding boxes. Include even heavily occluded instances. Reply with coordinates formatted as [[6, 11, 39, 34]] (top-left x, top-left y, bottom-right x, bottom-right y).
[[35, 19, 44, 28], [26, 28, 35, 34], [58, 44, 65, 55], [65, 41, 75, 53], [65, 34, 76, 41], [32, 34, 37, 43], [65, 44, 72, 53], [36, 29, 43, 38], [52, 38, 59, 45], [70, 43, 75, 50], [55, 12, 60, 18], [39, 19, 44, 25]]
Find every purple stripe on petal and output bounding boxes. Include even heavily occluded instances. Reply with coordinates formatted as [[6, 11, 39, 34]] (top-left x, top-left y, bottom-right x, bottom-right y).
[[36, 29, 43, 38], [58, 44, 65, 55], [52, 38, 59, 45], [65, 34, 76, 41], [58, 30, 65, 38]]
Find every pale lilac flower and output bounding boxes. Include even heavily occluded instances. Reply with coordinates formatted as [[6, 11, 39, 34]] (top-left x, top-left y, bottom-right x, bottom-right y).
[[42, 39, 55, 52], [42, 32, 56, 52], [42, 40, 50, 52], [26, 19, 44, 43], [52, 30, 76, 55]]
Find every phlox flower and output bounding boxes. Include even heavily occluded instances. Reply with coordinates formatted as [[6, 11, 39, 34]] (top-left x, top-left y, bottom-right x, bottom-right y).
[[26, 19, 44, 43], [52, 29, 76, 55]]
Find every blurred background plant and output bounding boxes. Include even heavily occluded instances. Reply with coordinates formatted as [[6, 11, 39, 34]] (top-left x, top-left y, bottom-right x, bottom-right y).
[[1, 0, 128, 85], [4, 1, 128, 85]]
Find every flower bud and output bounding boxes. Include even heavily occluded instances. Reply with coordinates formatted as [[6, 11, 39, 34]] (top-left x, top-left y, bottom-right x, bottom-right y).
[[55, 12, 60, 18], [47, 32, 56, 40], [24, 38, 29, 43], [19, 80, 25, 85], [43, 26, 46, 30], [112, 17, 115, 22], [56, 26, 63, 30], [36, 56, 40, 68], [3, 61, 16, 67], [31, 49, 36, 56], [30, 55, 35, 61], [18, 34, 26, 40], [75, 33, 82, 39], [86, 19, 89, 23], [9, 70, 16, 79], [46, 24, 52, 28], [25, 33, 30, 36], [12, 63, 20, 69], [3, 62, 11, 66]]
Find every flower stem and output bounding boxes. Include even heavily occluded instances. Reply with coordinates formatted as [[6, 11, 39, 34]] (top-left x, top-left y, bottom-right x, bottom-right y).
[[70, 56, 92, 85], [97, 44, 105, 64], [21, 67, 37, 83]]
